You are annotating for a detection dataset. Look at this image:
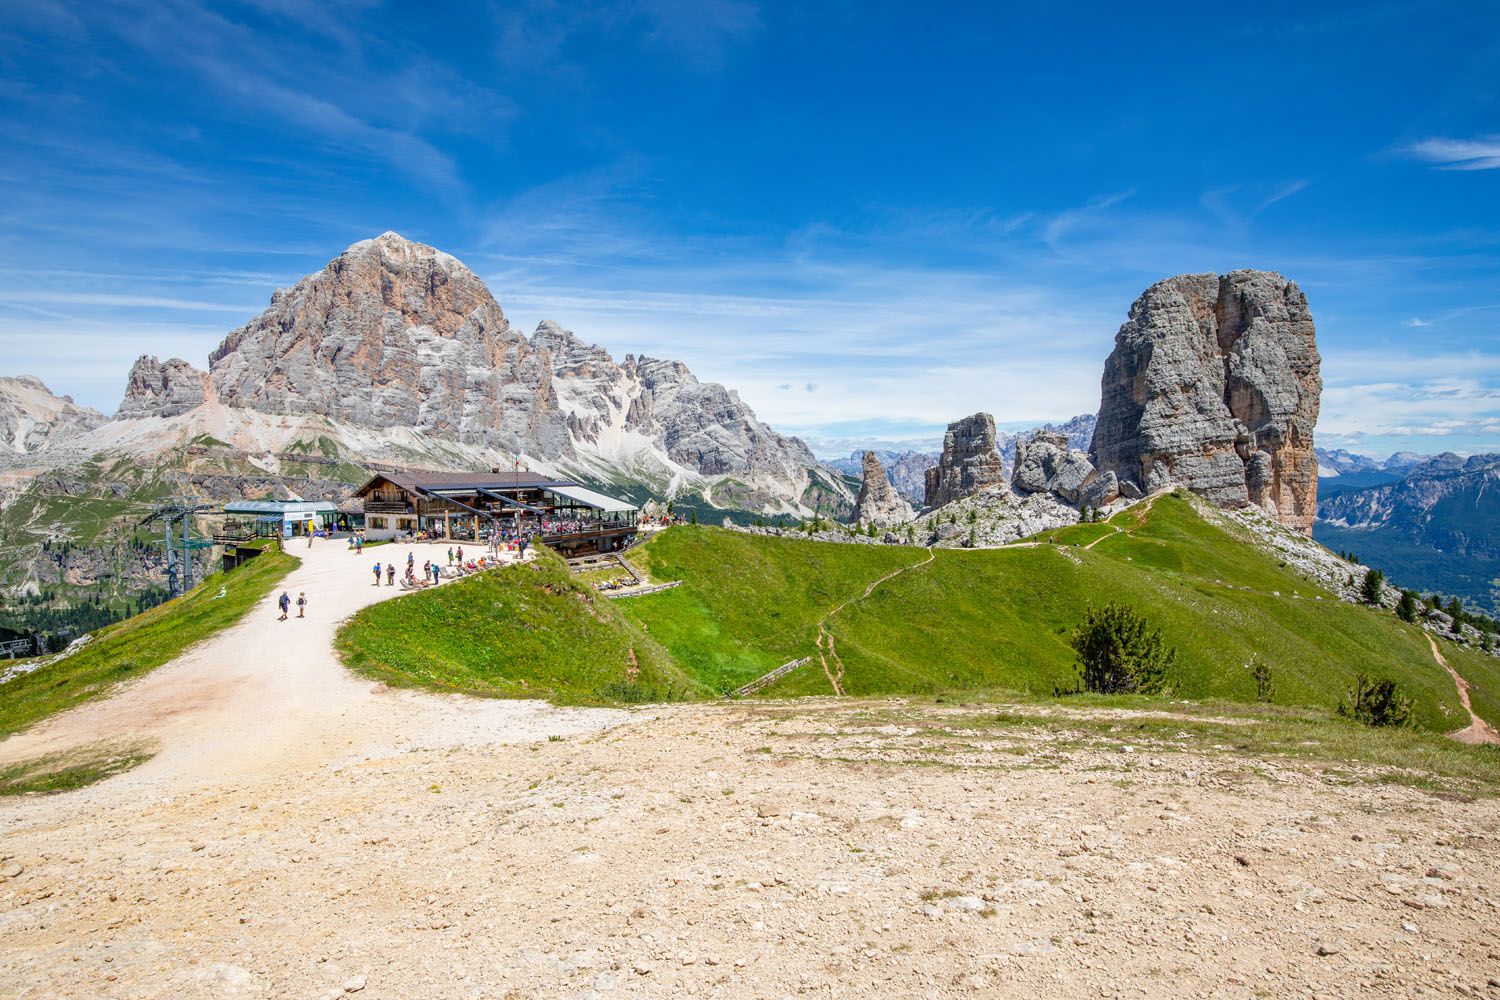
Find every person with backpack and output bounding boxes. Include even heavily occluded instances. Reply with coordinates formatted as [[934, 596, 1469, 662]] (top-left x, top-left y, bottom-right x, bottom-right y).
[[296, 592, 307, 618], [277, 591, 291, 621], [386, 563, 395, 586], [372, 561, 382, 587]]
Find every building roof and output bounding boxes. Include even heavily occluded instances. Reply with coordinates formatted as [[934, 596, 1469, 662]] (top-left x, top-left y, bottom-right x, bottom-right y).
[[352, 469, 638, 513], [547, 484, 639, 513], [355, 470, 573, 495], [224, 500, 339, 515]]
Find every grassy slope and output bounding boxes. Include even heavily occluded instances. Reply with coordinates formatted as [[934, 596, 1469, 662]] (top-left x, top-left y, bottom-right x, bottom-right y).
[[0, 549, 296, 738], [335, 549, 702, 705], [624, 532, 926, 693], [623, 495, 1482, 731]]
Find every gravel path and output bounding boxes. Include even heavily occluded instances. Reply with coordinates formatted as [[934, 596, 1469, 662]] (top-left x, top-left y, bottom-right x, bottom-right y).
[[0, 540, 624, 792]]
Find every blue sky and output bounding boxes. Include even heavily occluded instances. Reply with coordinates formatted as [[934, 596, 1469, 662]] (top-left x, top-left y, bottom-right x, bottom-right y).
[[1, 0, 1498, 459]]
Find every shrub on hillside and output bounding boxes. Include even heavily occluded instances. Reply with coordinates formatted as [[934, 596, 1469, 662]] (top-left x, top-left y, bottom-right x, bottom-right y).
[[1337, 673, 1412, 728], [1070, 603, 1175, 695], [1247, 656, 1274, 703]]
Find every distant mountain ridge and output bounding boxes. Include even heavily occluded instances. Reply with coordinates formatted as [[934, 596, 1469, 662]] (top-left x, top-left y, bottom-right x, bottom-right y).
[[1315, 452, 1500, 612], [0, 376, 105, 455], [5, 232, 843, 517]]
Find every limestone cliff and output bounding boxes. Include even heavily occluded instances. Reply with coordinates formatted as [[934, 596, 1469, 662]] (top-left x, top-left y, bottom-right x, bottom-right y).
[[207, 232, 571, 458], [1090, 270, 1321, 534]]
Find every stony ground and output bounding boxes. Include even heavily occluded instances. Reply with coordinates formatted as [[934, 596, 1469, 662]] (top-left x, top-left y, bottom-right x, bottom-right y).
[[4, 699, 1500, 999]]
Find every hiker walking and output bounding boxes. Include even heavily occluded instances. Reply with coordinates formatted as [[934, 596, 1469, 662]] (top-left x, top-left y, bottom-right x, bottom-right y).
[[277, 590, 291, 621], [432, 563, 441, 585], [457, 545, 463, 564], [386, 563, 395, 586], [372, 561, 382, 586], [447, 547, 453, 566], [296, 592, 307, 618]]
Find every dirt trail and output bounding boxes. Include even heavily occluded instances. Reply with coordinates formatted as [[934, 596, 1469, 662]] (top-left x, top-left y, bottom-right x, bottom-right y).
[[1083, 525, 1123, 550], [0, 540, 623, 793], [1427, 633, 1500, 746], [816, 547, 935, 695]]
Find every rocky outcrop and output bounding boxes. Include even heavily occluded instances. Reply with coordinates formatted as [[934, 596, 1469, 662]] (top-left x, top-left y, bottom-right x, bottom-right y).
[[999, 414, 1096, 476], [924, 413, 1007, 509], [116, 356, 210, 419], [1090, 270, 1321, 534], [824, 450, 936, 504], [0, 376, 105, 454], [1011, 431, 1106, 505], [851, 451, 914, 525]]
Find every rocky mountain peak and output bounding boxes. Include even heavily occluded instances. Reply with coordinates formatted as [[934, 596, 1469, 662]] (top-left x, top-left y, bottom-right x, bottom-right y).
[[204, 231, 570, 457], [26, 233, 846, 517], [1090, 269, 1321, 534], [531, 321, 616, 379]]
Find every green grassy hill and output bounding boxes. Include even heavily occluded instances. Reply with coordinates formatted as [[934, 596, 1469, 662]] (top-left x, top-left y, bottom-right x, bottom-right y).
[[336, 549, 702, 705], [332, 492, 1500, 735]]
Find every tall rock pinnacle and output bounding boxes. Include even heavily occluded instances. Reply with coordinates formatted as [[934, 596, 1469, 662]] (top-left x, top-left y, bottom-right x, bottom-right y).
[[851, 451, 914, 525], [1089, 270, 1321, 534], [924, 413, 1007, 509]]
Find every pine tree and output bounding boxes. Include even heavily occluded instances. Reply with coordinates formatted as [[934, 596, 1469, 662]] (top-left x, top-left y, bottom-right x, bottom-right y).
[[1071, 603, 1175, 695], [1360, 568, 1385, 605], [1396, 590, 1419, 623]]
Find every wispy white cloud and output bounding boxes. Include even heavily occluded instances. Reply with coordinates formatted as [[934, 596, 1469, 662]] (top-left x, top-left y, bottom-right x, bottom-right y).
[[0, 291, 260, 313], [1405, 135, 1500, 171], [1041, 191, 1135, 249]]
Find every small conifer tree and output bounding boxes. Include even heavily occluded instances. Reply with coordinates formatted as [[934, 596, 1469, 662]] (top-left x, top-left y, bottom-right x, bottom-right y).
[[1071, 603, 1175, 695], [1360, 568, 1385, 605], [1337, 674, 1411, 728]]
